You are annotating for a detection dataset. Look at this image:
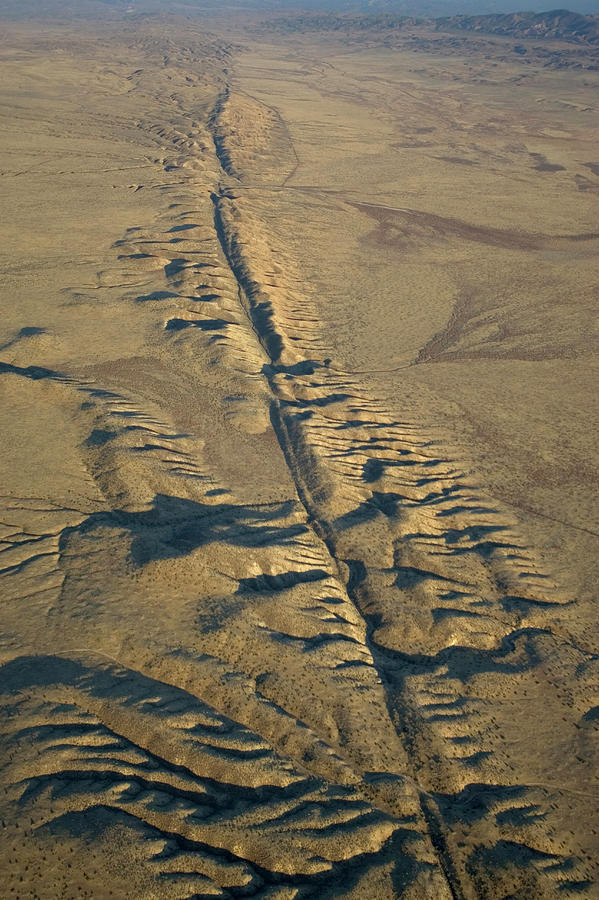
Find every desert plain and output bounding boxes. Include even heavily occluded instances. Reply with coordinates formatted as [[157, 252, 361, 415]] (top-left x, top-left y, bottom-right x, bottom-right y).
[[0, 5, 599, 898]]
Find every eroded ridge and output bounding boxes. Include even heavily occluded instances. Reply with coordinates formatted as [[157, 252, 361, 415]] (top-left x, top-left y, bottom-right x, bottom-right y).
[[1, 34, 598, 900], [0, 56, 451, 900], [205, 90, 599, 899], [1, 653, 443, 898]]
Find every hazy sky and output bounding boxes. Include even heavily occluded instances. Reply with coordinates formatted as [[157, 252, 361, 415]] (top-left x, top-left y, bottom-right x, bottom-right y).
[[2, 0, 599, 20]]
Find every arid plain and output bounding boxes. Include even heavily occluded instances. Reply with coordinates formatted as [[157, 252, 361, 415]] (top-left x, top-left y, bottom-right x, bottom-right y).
[[1, 8, 599, 898]]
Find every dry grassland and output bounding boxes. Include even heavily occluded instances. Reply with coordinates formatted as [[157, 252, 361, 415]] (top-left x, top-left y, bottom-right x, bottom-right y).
[[0, 12, 598, 899]]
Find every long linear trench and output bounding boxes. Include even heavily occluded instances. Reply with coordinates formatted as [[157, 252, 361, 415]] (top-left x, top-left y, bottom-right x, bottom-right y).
[[2, 59, 597, 898], [211, 185, 463, 897], [204, 86, 597, 898]]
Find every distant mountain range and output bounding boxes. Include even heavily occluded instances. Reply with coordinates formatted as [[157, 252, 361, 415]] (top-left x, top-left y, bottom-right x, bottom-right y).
[[436, 9, 599, 41], [258, 7, 599, 42], [2, 0, 599, 27]]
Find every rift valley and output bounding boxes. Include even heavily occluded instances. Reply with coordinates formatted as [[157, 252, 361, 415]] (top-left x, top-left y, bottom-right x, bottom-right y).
[[0, 7, 598, 899]]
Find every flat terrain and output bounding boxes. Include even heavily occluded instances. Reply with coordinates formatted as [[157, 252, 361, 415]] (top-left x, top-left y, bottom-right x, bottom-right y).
[[0, 11, 598, 899]]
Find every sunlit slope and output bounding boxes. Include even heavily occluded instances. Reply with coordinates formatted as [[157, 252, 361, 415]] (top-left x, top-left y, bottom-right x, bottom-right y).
[[0, 20, 447, 900], [1, 15, 598, 900]]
